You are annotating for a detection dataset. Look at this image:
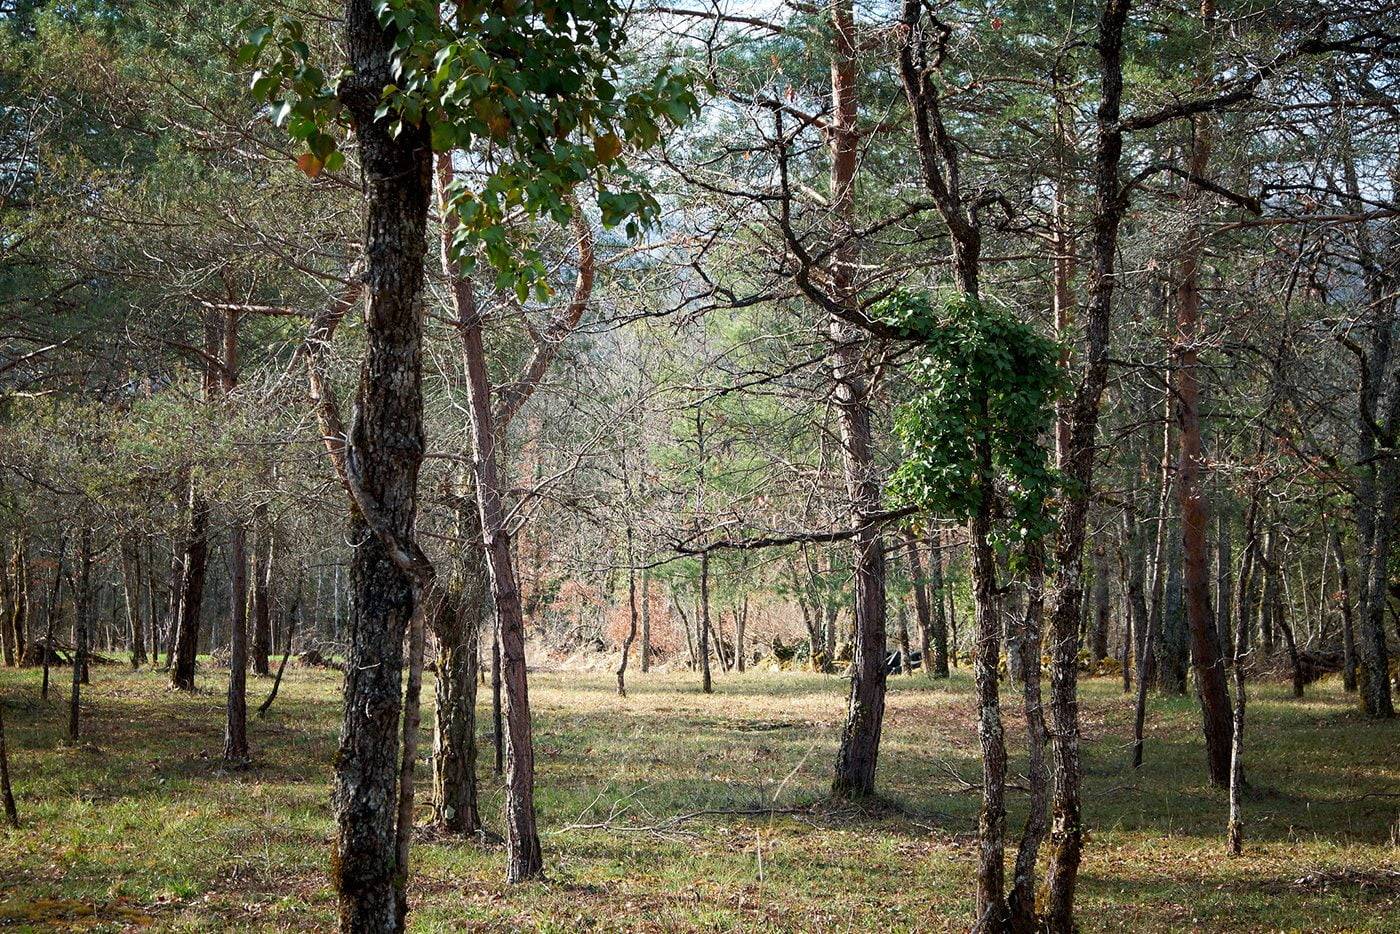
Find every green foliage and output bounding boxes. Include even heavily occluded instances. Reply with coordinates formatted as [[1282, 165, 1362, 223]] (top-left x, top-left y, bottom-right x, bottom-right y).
[[880, 289, 1061, 548], [240, 0, 701, 299]]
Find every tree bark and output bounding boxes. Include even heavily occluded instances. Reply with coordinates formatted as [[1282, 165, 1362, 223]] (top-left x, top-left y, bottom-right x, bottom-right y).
[[224, 524, 250, 764], [330, 3, 433, 927], [827, 0, 887, 802], [430, 495, 485, 836], [169, 484, 208, 692], [1009, 542, 1050, 934], [1043, 4, 1132, 927]]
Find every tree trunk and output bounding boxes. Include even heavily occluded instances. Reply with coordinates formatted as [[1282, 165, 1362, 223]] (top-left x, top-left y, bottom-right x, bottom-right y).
[[827, 0, 887, 802], [169, 485, 208, 692], [1157, 524, 1188, 696], [969, 493, 1008, 931], [1042, 5, 1132, 925], [896, 601, 912, 675], [68, 527, 91, 743], [41, 532, 64, 700], [1090, 545, 1110, 667], [1357, 456, 1397, 718], [452, 203, 543, 886], [1227, 486, 1262, 853], [120, 543, 146, 669], [640, 570, 651, 673], [0, 696, 17, 827], [699, 552, 713, 693], [251, 504, 273, 677], [224, 524, 250, 764], [1009, 541, 1050, 934], [736, 596, 747, 673], [431, 496, 485, 835], [906, 532, 947, 678], [1331, 526, 1358, 692], [330, 3, 433, 926], [616, 527, 639, 696]]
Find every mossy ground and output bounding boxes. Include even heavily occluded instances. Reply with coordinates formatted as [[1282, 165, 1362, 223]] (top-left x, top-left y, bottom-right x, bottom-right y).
[[0, 662, 1396, 931]]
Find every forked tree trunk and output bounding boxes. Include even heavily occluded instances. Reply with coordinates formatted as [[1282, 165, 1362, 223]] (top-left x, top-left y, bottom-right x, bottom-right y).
[[330, 3, 433, 927]]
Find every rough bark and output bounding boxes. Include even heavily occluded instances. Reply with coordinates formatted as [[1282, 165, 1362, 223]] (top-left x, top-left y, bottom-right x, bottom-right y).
[[430, 498, 485, 836], [1042, 4, 1132, 927], [1009, 542, 1050, 934], [1157, 524, 1188, 695], [970, 491, 1008, 931], [827, 0, 887, 802], [40, 532, 63, 700]]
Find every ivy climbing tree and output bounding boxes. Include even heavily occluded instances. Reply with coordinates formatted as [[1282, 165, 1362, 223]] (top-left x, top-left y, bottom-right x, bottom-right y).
[[883, 288, 1060, 933]]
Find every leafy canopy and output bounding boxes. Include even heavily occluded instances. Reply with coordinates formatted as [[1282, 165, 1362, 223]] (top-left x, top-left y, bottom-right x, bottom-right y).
[[240, 0, 700, 298], [880, 289, 1061, 548]]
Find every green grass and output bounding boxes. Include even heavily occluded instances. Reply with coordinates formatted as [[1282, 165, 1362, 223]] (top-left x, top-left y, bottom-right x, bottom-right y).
[[0, 661, 1396, 931]]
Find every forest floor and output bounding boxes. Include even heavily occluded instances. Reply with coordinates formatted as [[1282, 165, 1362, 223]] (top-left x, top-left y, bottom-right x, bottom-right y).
[[0, 662, 1396, 932]]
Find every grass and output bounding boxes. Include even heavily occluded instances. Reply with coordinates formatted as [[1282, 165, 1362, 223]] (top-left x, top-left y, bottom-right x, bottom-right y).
[[0, 660, 1396, 931]]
